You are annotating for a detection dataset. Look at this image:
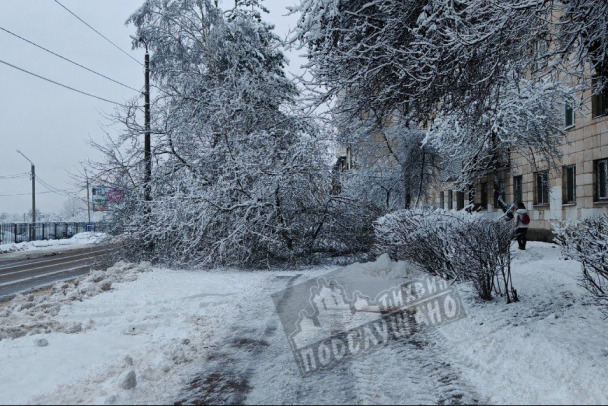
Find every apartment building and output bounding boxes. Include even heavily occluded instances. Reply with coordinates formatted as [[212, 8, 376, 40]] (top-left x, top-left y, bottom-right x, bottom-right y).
[[436, 85, 608, 241], [333, 7, 608, 242]]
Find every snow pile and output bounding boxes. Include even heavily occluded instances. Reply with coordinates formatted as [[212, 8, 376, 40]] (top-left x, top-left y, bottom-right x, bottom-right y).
[[0, 261, 150, 341], [68, 232, 108, 245], [0, 232, 108, 254]]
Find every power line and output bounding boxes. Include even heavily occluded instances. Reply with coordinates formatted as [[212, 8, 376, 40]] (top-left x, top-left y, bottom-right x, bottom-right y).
[[0, 176, 86, 202], [53, 0, 143, 67], [36, 176, 76, 197], [0, 191, 55, 197], [0, 26, 140, 93], [0, 58, 127, 106], [35, 176, 90, 205], [0, 173, 30, 180]]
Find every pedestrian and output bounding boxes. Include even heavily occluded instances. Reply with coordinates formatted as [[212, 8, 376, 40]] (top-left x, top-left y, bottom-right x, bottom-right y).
[[514, 201, 530, 250]]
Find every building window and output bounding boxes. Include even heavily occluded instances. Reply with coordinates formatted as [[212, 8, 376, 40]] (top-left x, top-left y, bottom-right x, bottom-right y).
[[534, 38, 548, 71], [456, 191, 465, 210], [480, 182, 488, 209], [494, 179, 506, 209], [562, 165, 576, 204], [564, 103, 575, 128], [448, 190, 453, 210], [513, 175, 523, 204], [439, 191, 444, 209], [592, 76, 608, 118], [345, 145, 355, 169], [595, 159, 608, 201], [468, 184, 475, 205], [534, 171, 550, 205]]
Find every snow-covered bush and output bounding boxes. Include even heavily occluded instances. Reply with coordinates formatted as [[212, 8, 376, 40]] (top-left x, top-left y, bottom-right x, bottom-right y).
[[555, 215, 608, 313], [374, 209, 515, 301]]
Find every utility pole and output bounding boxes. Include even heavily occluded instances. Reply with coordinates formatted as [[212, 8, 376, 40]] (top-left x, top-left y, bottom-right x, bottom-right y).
[[16, 150, 35, 224], [85, 168, 91, 223], [144, 40, 151, 207], [31, 164, 35, 224], [131, 35, 153, 252], [130, 35, 152, 210]]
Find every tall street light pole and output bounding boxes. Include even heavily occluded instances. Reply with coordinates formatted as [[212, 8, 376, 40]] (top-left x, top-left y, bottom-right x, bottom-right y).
[[16, 150, 35, 224]]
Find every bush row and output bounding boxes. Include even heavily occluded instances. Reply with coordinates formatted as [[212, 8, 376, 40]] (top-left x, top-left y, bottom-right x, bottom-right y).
[[373, 209, 516, 301]]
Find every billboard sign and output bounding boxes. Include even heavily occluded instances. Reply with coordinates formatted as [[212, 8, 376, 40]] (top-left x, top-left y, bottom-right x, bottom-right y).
[[91, 186, 126, 211]]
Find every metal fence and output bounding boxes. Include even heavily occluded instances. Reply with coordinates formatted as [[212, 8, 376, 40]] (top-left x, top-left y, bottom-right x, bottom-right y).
[[0, 222, 111, 245]]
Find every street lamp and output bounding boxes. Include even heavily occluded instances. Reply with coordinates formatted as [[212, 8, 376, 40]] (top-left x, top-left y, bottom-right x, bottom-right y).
[[16, 149, 35, 224]]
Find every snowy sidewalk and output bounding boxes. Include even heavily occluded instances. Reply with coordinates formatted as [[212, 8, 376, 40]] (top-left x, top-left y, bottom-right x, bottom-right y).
[[0, 263, 307, 404], [0, 242, 607, 404], [435, 241, 608, 404]]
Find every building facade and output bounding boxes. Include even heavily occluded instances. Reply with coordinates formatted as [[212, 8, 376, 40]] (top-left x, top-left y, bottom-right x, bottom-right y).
[[435, 87, 608, 241]]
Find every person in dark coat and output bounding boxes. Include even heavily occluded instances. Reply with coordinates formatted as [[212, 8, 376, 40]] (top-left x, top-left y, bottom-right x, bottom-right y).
[[514, 201, 530, 250]]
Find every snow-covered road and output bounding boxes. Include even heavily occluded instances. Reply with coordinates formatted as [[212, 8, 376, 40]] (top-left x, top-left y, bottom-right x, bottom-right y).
[[0, 246, 114, 299]]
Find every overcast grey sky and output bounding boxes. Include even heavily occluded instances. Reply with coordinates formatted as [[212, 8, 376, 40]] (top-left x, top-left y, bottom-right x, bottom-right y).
[[0, 0, 303, 217]]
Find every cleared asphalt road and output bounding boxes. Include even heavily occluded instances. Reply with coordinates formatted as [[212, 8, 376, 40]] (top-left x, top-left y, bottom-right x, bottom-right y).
[[0, 246, 114, 299]]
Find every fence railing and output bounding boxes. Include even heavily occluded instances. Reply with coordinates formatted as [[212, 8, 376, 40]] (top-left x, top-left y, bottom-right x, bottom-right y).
[[0, 222, 110, 245]]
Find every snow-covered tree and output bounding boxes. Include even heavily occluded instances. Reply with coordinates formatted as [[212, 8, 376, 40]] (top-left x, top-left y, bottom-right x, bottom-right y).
[[89, 0, 378, 267], [424, 76, 572, 190], [549, 0, 608, 92], [292, 0, 548, 121], [336, 105, 439, 211], [59, 197, 88, 222], [291, 0, 569, 198]]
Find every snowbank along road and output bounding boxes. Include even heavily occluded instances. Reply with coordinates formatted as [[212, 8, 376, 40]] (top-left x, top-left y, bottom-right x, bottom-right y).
[[0, 246, 114, 299]]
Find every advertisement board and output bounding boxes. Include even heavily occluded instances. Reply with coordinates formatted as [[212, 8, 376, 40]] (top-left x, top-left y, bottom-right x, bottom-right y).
[[91, 186, 126, 211]]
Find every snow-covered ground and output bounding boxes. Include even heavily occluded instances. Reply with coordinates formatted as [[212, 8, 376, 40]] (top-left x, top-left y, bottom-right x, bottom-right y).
[[0, 242, 606, 404], [0, 232, 108, 255], [437, 242, 608, 404]]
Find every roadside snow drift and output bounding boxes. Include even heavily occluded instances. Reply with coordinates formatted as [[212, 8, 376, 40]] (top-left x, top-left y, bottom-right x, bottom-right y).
[[0, 232, 108, 254]]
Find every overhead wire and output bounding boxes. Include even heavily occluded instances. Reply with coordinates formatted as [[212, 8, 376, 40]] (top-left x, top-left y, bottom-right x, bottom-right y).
[[0, 3, 143, 204], [0, 26, 141, 93], [35, 176, 90, 205], [0, 176, 87, 202], [0, 191, 55, 197], [0, 58, 129, 106], [53, 0, 143, 67], [0, 173, 30, 180], [35, 176, 78, 198]]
